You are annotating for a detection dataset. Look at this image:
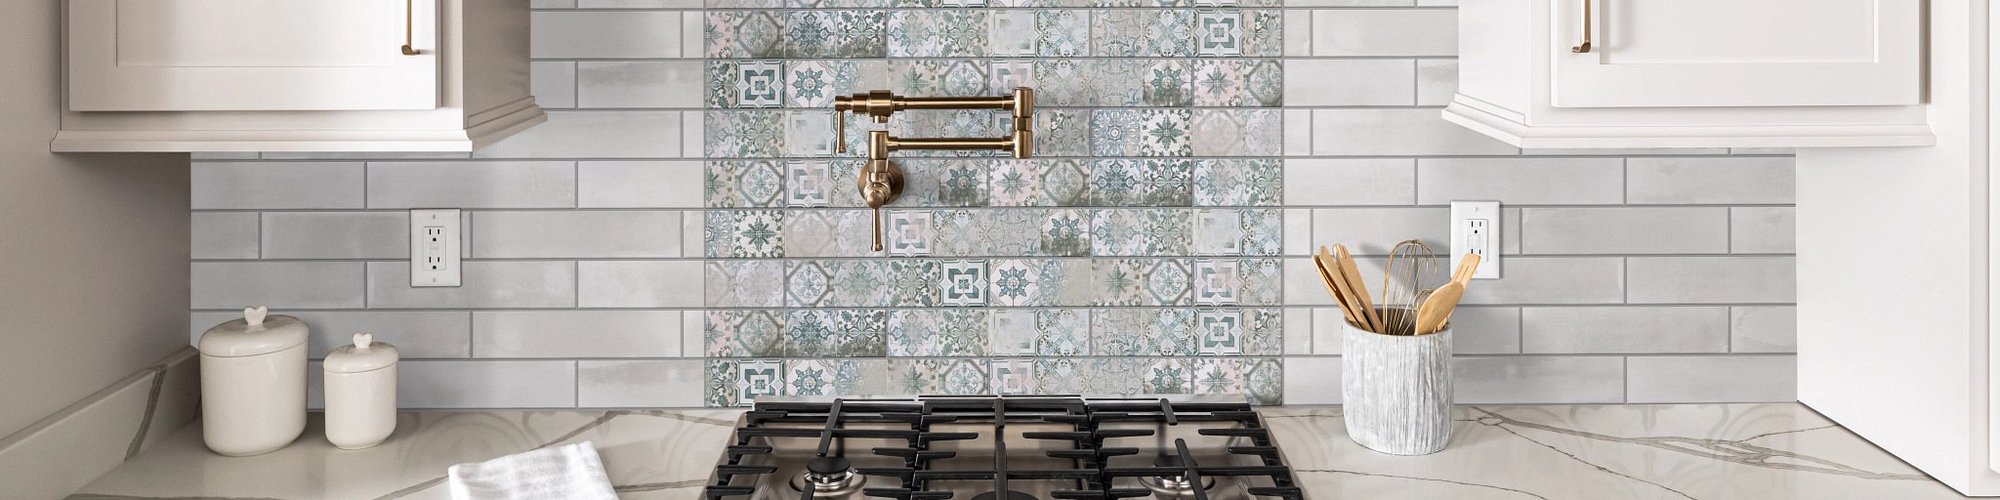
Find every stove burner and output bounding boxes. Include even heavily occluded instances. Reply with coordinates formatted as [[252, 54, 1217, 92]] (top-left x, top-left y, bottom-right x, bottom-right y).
[[1142, 453, 1218, 499], [968, 490, 1039, 500], [788, 457, 866, 497]]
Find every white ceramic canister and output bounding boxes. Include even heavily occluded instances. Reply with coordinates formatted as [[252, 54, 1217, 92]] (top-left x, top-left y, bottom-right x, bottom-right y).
[[323, 333, 399, 449], [1341, 308, 1453, 456], [198, 306, 308, 456]]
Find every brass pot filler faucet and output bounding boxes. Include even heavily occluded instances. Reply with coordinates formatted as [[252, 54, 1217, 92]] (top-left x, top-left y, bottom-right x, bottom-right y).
[[832, 87, 1035, 252]]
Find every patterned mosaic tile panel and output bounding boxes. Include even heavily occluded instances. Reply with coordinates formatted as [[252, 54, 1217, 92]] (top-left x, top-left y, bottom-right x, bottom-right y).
[[704, 1, 1285, 407]]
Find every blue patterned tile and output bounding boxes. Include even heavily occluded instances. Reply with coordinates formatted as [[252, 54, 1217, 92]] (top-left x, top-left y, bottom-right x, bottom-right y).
[[988, 259, 1041, 306], [929, 209, 989, 257], [707, 160, 784, 208], [1145, 358, 1195, 394], [735, 60, 785, 108], [785, 261, 834, 307], [704, 261, 784, 307], [785, 160, 831, 208], [727, 210, 784, 258], [1195, 309, 1245, 355], [888, 309, 989, 356], [706, 110, 785, 158], [1193, 159, 1281, 207], [988, 10, 1038, 57], [886, 210, 934, 256], [1238, 259, 1284, 306], [1192, 259, 1240, 306], [1034, 309, 1091, 356], [1194, 11, 1244, 57], [939, 260, 988, 306], [736, 359, 787, 403], [708, 11, 785, 59], [705, 360, 739, 407], [1093, 10, 1195, 57], [1035, 10, 1092, 57], [886, 259, 941, 306], [1191, 357, 1244, 395], [1094, 308, 1196, 356], [827, 260, 891, 306]]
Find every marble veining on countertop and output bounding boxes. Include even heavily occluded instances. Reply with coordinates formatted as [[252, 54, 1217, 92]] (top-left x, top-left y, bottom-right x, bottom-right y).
[[71, 404, 1966, 499]]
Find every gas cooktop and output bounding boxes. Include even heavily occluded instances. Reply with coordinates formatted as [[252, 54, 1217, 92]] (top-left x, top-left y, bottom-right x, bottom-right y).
[[700, 395, 1306, 500]]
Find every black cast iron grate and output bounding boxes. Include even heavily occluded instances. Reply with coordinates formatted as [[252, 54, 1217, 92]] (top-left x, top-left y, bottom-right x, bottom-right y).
[[701, 395, 1305, 500]]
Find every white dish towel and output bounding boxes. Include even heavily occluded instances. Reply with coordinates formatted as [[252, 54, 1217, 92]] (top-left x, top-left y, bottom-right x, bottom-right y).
[[447, 441, 619, 500]]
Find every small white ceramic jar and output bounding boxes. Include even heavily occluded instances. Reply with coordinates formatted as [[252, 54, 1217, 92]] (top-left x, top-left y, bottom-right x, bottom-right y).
[[198, 306, 308, 456], [323, 332, 398, 449]]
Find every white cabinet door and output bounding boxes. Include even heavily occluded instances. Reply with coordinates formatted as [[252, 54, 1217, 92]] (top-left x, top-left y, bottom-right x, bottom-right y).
[[1551, 0, 1920, 108], [67, 0, 439, 111]]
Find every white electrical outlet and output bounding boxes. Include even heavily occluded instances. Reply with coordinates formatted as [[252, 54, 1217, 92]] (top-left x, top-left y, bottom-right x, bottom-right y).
[[410, 209, 462, 287], [1450, 201, 1501, 280]]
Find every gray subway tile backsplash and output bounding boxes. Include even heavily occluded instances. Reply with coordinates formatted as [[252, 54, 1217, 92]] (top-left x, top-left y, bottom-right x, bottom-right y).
[[261, 212, 409, 260], [366, 161, 576, 209], [366, 261, 577, 309], [191, 262, 364, 310], [473, 310, 684, 359], [186, 3, 1797, 408], [472, 211, 683, 258], [192, 162, 364, 210]]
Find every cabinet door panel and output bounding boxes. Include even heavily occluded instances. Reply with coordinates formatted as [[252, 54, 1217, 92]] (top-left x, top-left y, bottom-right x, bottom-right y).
[[1551, 0, 1919, 108], [68, 0, 439, 111]]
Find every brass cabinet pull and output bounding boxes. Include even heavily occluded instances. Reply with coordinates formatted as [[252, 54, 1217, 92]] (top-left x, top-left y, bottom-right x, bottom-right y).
[[1570, 0, 1593, 53], [400, 0, 418, 55]]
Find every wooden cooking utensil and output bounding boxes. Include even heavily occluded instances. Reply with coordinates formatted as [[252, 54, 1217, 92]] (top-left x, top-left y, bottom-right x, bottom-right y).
[[1414, 282, 1465, 335], [1452, 253, 1482, 286], [1318, 248, 1373, 332], [1332, 244, 1384, 331], [1311, 253, 1360, 326]]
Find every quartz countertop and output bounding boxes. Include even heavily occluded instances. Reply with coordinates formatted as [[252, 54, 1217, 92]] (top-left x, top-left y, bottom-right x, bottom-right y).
[[71, 404, 1965, 499]]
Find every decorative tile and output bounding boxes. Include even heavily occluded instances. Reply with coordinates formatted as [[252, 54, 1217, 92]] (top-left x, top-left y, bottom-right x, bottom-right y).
[[1034, 309, 1090, 356], [1032, 358, 1086, 394], [1035, 109, 1093, 157], [1191, 60, 1249, 107], [785, 160, 831, 208], [708, 11, 785, 59], [1094, 308, 1196, 356], [888, 309, 989, 356], [990, 310, 1039, 355], [1244, 357, 1283, 405], [990, 359, 1037, 395], [1241, 10, 1283, 57], [939, 260, 988, 306], [889, 10, 987, 57], [1085, 358, 1145, 396], [939, 359, 991, 395], [784, 111, 835, 156], [706, 310, 785, 357], [1194, 11, 1245, 57], [988, 10, 1037, 57], [735, 60, 785, 108], [1035, 10, 1091, 57], [1240, 209, 1283, 256], [737, 359, 787, 403], [1145, 358, 1195, 394], [1090, 159, 1192, 207], [988, 259, 1041, 306], [827, 260, 891, 305], [707, 61, 741, 108], [988, 60, 1036, 96], [929, 210, 988, 256], [1191, 358, 1245, 395], [786, 61, 836, 108], [886, 259, 940, 306], [707, 160, 784, 208], [782, 210, 874, 258], [785, 261, 834, 307], [1193, 209, 1243, 256], [1143, 61, 1194, 107], [1040, 209, 1092, 257], [1243, 308, 1283, 355], [1193, 159, 1281, 207], [1238, 258, 1284, 306], [1192, 259, 1240, 306], [705, 261, 784, 307], [886, 210, 934, 256], [705, 110, 785, 158], [705, 360, 739, 407], [1195, 309, 1245, 355], [1093, 10, 1195, 57], [728, 210, 784, 258]]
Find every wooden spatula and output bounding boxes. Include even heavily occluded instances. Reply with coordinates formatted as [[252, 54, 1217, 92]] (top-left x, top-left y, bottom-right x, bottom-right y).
[[1317, 247, 1372, 331], [1452, 253, 1482, 286], [1311, 253, 1360, 326], [1332, 244, 1384, 331], [1414, 282, 1465, 335]]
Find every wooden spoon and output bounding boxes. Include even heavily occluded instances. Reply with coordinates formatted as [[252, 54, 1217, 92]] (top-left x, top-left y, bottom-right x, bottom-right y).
[[1414, 282, 1465, 335], [1332, 245, 1384, 331]]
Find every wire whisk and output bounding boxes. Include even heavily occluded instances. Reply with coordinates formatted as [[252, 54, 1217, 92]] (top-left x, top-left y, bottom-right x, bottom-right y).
[[1380, 239, 1441, 335]]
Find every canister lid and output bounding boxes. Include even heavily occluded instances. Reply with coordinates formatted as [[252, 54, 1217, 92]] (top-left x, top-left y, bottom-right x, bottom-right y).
[[199, 306, 309, 358], [325, 333, 399, 373]]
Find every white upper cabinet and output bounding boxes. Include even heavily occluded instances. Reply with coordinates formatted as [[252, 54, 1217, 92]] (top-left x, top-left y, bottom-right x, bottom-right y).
[[55, 0, 544, 152], [1446, 0, 1933, 149]]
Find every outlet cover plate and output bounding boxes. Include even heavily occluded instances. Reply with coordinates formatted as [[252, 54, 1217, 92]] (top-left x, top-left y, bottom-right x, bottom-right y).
[[410, 209, 462, 287], [1450, 201, 1500, 279]]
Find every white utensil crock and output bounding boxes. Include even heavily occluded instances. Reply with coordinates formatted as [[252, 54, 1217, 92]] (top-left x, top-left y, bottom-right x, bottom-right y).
[[198, 306, 308, 456], [323, 333, 398, 449], [1342, 313, 1453, 455]]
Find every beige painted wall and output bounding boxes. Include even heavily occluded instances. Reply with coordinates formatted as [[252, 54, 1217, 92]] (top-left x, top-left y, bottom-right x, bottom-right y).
[[0, 0, 191, 438]]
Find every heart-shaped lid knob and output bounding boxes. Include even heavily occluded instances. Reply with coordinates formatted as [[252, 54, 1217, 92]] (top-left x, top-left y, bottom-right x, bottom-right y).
[[244, 305, 269, 327]]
